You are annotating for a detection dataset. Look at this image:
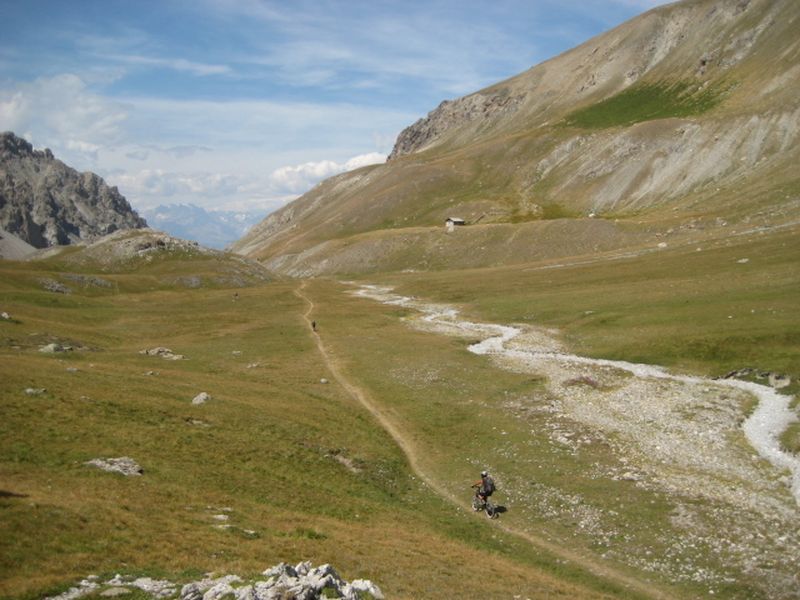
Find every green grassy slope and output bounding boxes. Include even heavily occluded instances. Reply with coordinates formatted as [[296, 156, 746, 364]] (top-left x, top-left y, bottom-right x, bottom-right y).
[[2, 219, 797, 599], [377, 224, 800, 384], [310, 225, 798, 599], [1, 252, 639, 600]]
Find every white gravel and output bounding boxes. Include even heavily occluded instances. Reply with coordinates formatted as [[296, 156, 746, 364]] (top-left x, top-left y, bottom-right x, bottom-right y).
[[354, 284, 799, 506], [354, 283, 800, 595]]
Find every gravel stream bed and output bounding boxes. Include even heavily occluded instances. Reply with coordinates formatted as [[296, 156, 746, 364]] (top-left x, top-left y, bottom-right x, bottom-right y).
[[353, 284, 800, 597]]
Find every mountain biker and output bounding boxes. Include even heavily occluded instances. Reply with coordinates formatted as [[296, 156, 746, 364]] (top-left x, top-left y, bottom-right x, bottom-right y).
[[472, 470, 496, 503]]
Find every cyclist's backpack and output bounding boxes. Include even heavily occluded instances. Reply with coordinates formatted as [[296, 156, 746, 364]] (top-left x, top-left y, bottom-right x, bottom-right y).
[[484, 476, 496, 494]]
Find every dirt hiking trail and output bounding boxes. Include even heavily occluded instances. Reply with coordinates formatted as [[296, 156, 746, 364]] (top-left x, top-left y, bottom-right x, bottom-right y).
[[294, 282, 674, 600]]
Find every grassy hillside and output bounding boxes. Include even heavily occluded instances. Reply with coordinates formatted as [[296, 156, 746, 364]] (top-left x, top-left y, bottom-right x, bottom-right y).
[[561, 81, 724, 129], [1, 250, 648, 600], [378, 225, 800, 384], [291, 225, 800, 599], [2, 220, 797, 599]]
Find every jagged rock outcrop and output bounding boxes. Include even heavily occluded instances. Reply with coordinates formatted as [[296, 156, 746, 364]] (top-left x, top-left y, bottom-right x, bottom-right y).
[[388, 90, 526, 160], [46, 562, 383, 600], [0, 132, 146, 249]]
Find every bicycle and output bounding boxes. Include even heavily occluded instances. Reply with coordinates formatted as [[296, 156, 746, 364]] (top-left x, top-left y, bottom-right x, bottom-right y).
[[471, 485, 498, 519]]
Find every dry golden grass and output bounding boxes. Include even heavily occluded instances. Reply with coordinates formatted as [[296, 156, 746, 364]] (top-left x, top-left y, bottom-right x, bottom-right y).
[[0, 256, 636, 600]]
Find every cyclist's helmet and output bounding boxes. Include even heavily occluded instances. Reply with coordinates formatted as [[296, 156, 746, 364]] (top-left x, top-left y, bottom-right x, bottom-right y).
[[481, 470, 488, 477]]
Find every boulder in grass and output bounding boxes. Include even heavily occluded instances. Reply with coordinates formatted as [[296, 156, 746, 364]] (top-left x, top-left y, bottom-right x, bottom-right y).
[[192, 392, 211, 405], [48, 562, 381, 600], [40, 342, 71, 353], [85, 457, 143, 476], [139, 347, 186, 360]]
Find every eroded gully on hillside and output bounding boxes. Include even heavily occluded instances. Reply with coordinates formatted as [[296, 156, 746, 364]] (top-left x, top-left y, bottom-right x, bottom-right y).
[[352, 284, 800, 595]]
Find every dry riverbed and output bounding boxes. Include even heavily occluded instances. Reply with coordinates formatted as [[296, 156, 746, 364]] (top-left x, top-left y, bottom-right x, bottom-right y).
[[353, 284, 800, 598]]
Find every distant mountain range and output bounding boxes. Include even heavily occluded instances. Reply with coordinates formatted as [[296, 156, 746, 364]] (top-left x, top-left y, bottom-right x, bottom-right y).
[[0, 131, 146, 250], [231, 0, 800, 276], [140, 204, 264, 250]]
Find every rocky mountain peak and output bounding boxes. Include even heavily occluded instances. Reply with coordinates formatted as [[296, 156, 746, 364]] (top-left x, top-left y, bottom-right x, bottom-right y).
[[0, 131, 54, 161], [387, 89, 526, 160], [0, 132, 146, 251]]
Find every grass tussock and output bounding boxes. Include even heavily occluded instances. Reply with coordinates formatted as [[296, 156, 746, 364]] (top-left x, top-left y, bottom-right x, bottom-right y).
[[780, 423, 800, 456]]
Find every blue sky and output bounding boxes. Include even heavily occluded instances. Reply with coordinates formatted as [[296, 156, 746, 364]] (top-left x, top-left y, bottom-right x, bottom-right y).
[[0, 0, 667, 217]]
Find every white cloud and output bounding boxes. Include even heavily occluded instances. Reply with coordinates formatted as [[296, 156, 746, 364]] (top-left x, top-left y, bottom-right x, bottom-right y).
[[344, 152, 386, 170], [112, 169, 243, 199], [269, 160, 341, 194], [0, 71, 400, 217], [107, 54, 231, 76], [0, 74, 128, 165], [268, 153, 385, 194], [0, 73, 407, 176], [106, 151, 384, 214]]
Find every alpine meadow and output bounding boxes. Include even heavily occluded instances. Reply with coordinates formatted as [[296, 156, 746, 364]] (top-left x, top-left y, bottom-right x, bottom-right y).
[[1, 0, 799, 599]]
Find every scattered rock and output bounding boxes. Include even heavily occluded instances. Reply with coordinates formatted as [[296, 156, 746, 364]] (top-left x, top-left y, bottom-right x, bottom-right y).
[[231, 350, 242, 356], [1, 311, 10, 320], [332, 453, 361, 474], [657, 242, 668, 249], [768, 373, 791, 389], [43, 578, 99, 600], [211, 514, 229, 521], [350, 579, 384, 599], [62, 274, 113, 288], [25, 387, 46, 395], [737, 258, 750, 264], [105, 576, 176, 599], [320, 378, 329, 384], [246, 363, 259, 369], [50, 563, 381, 600], [720, 368, 792, 389], [66, 367, 79, 373], [38, 278, 72, 294], [140, 347, 186, 360], [99, 588, 131, 597], [172, 276, 202, 289], [85, 457, 143, 477], [258, 562, 383, 600], [192, 392, 211, 405], [39, 342, 71, 353]]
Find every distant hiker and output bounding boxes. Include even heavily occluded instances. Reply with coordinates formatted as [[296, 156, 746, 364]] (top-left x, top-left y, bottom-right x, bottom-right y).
[[473, 470, 496, 503], [233, 292, 239, 301], [311, 320, 316, 332]]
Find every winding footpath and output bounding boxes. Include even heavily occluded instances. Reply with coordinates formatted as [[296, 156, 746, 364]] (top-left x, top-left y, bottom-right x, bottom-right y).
[[355, 284, 800, 508], [294, 282, 675, 600]]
